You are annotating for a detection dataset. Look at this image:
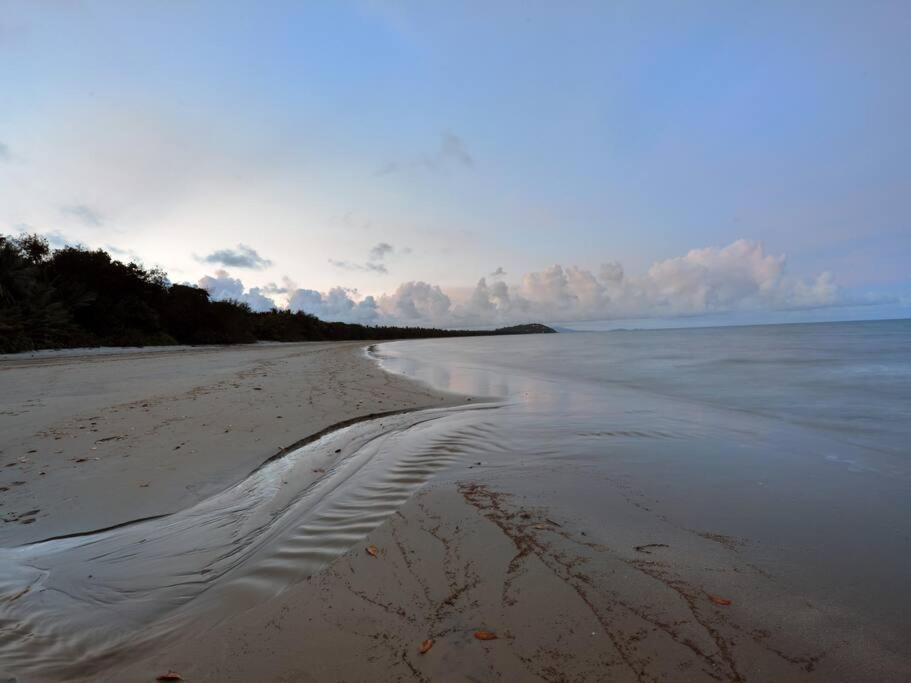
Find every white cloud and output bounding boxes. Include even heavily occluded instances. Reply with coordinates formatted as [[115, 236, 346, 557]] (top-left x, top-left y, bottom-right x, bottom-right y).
[[405, 239, 841, 327], [288, 286, 379, 323], [194, 240, 845, 327], [377, 281, 452, 322], [198, 269, 277, 312]]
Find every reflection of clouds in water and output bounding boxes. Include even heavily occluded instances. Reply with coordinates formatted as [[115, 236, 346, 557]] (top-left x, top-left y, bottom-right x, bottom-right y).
[[375, 343, 602, 418]]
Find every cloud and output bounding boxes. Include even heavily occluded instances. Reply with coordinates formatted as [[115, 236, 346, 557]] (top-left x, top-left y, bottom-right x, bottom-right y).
[[369, 242, 394, 260], [61, 204, 103, 226], [336, 239, 842, 328], [373, 161, 398, 177], [0, 142, 9, 161], [198, 269, 277, 312], [197, 239, 847, 327], [106, 244, 143, 262], [328, 242, 403, 275], [288, 286, 379, 323], [198, 244, 272, 270], [377, 131, 474, 176], [377, 281, 453, 321], [329, 259, 388, 274], [490, 266, 507, 277], [450, 240, 839, 326], [436, 131, 473, 167], [260, 276, 297, 296]]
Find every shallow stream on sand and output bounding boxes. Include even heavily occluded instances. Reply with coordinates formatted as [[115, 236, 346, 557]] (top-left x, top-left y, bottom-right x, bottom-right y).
[[0, 403, 500, 679]]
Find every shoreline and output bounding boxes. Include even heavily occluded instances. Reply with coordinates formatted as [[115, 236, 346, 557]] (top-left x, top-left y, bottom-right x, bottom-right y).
[[0, 341, 472, 547], [2, 338, 908, 681]]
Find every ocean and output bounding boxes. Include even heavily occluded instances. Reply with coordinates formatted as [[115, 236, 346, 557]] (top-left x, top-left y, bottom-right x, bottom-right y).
[[374, 319, 911, 642]]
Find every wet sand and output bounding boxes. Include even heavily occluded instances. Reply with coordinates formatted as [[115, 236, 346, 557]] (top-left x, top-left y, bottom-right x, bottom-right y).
[[2, 341, 908, 681]]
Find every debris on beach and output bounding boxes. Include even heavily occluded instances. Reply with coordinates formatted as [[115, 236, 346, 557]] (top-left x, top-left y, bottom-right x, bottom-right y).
[[419, 639, 434, 654], [474, 631, 498, 641], [634, 543, 669, 554], [156, 672, 184, 681], [708, 594, 732, 606], [365, 545, 379, 557]]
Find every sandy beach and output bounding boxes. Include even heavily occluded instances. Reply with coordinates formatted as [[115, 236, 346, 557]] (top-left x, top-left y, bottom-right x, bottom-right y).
[[2, 340, 908, 682], [0, 342, 464, 547]]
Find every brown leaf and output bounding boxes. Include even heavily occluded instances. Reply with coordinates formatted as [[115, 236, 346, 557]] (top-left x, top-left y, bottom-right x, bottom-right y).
[[365, 545, 379, 557], [419, 639, 434, 654], [156, 672, 183, 681], [708, 594, 732, 606], [474, 630, 498, 641]]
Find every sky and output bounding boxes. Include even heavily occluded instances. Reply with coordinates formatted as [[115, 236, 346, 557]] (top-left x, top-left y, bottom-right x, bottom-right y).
[[1, 0, 909, 327]]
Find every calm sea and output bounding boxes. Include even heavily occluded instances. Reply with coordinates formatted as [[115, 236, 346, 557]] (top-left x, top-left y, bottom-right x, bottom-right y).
[[374, 319, 911, 638]]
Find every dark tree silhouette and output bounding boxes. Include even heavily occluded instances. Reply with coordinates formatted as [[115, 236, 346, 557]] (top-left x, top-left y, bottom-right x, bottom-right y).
[[0, 233, 554, 353]]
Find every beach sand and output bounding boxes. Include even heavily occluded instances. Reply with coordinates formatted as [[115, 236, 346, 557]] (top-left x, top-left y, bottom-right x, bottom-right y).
[[1, 342, 907, 681], [0, 342, 464, 548]]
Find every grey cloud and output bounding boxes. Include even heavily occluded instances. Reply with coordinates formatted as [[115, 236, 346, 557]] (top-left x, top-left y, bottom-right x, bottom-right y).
[[329, 259, 388, 274], [261, 276, 297, 295], [199, 244, 273, 270], [438, 132, 473, 167], [61, 204, 103, 226], [328, 242, 403, 275], [373, 162, 398, 177], [0, 142, 9, 161], [369, 242, 394, 260], [490, 266, 507, 277], [378, 131, 474, 177]]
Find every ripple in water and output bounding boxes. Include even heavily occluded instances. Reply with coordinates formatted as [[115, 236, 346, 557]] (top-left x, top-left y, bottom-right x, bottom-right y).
[[0, 403, 502, 680]]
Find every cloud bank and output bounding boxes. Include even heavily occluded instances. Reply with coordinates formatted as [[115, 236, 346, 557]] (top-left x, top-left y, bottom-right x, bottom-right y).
[[199, 240, 841, 326]]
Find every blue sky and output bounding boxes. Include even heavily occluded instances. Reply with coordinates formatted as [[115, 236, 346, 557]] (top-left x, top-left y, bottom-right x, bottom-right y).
[[1, 1, 908, 325]]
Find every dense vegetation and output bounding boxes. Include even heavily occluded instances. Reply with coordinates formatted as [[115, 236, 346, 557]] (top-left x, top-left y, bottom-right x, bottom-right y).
[[0, 234, 553, 353]]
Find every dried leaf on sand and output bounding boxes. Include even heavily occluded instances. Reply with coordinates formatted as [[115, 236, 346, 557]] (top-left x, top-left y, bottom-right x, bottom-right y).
[[708, 594, 732, 606], [419, 639, 434, 654], [365, 545, 379, 557], [474, 630, 498, 641]]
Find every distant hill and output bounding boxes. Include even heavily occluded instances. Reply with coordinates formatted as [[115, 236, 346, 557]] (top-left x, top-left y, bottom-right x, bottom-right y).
[[493, 323, 557, 334], [0, 233, 553, 353]]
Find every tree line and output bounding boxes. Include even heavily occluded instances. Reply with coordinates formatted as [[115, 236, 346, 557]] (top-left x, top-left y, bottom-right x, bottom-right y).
[[0, 233, 552, 353]]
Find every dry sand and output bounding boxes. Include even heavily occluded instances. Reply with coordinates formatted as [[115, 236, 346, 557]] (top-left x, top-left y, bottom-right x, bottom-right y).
[[2, 342, 907, 682], [0, 342, 464, 547]]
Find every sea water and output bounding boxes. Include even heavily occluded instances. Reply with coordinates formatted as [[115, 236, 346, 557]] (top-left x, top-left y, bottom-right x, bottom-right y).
[[374, 319, 911, 641]]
